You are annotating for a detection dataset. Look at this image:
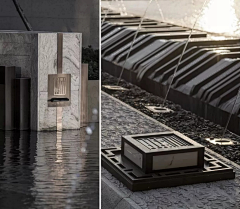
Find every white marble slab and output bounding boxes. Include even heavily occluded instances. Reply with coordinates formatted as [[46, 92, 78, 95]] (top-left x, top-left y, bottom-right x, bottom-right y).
[[152, 152, 198, 170], [62, 90, 80, 130], [38, 33, 58, 92], [39, 92, 57, 131], [62, 33, 82, 130], [63, 33, 81, 91]]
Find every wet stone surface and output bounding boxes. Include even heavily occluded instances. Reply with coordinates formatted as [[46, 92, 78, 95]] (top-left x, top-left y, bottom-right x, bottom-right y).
[[102, 72, 240, 166], [0, 127, 99, 209], [101, 89, 240, 209]]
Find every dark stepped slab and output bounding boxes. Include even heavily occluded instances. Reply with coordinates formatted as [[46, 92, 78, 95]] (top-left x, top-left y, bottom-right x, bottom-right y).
[[101, 11, 240, 135], [102, 147, 235, 191]]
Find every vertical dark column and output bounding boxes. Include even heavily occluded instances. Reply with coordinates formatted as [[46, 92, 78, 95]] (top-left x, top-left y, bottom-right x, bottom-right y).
[[0, 131, 5, 166], [80, 64, 88, 127], [57, 33, 63, 74], [0, 67, 6, 130], [5, 67, 17, 130], [14, 78, 30, 130], [57, 33, 63, 131], [0, 66, 18, 130]]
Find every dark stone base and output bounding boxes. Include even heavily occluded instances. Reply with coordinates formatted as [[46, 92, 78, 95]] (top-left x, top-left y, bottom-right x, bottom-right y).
[[102, 147, 235, 191]]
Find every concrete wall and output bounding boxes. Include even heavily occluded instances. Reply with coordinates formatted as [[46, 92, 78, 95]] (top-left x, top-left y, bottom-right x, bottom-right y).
[[0, 0, 99, 48], [0, 32, 82, 131]]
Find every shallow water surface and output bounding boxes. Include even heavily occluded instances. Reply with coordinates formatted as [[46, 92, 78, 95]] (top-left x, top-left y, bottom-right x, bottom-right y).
[[103, 0, 240, 37], [0, 126, 99, 209]]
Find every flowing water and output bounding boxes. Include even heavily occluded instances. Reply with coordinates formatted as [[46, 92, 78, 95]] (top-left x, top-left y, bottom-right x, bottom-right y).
[[0, 126, 99, 209]]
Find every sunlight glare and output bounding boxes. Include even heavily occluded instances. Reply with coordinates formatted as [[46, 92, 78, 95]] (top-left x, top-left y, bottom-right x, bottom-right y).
[[198, 0, 238, 36]]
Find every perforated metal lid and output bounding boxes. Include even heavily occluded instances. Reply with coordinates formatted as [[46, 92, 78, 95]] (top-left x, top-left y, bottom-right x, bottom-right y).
[[136, 134, 191, 150]]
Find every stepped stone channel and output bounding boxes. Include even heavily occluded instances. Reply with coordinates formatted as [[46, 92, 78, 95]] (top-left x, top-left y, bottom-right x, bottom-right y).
[[101, 9, 240, 136]]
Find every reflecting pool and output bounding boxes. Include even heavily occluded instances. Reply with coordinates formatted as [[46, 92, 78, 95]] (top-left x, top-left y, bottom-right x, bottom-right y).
[[0, 125, 99, 209]]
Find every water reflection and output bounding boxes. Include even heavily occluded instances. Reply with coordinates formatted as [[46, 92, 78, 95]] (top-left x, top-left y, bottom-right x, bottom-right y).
[[0, 127, 99, 209], [198, 0, 239, 36], [104, 0, 240, 37]]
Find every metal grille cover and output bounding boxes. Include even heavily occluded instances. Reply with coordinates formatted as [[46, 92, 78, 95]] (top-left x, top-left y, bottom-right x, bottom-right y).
[[121, 131, 205, 173], [137, 135, 191, 150], [48, 74, 71, 107], [54, 77, 67, 95]]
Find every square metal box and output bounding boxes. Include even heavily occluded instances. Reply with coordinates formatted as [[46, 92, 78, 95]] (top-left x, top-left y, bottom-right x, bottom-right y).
[[48, 74, 71, 107], [121, 131, 205, 173]]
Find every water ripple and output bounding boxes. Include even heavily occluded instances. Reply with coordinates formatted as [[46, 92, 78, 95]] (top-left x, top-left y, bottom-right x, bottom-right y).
[[0, 126, 99, 209]]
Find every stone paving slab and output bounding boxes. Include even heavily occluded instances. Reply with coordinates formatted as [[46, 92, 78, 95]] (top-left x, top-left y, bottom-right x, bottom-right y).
[[101, 91, 240, 209]]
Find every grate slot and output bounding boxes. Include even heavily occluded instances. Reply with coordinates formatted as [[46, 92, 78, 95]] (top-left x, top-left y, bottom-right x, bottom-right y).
[[150, 138, 168, 148], [129, 172, 153, 179], [138, 136, 180, 148], [110, 158, 118, 163], [165, 172, 181, 176], [137, 134, 192, 150], [208, 162, 228, 170], [168, 136, 191, 146], [161, 136, 178, 147], [149, 138, 167, 148], [117, 163, 125, 169], [145, 139, 158, 149], [138, 139, 154, 149], [54, 77, 67, 95], [144, 139, 156, 148]]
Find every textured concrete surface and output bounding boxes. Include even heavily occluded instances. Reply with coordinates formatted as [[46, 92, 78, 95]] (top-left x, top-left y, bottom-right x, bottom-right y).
[[101, 91, 240, 209], [0, 0, 99, 48]]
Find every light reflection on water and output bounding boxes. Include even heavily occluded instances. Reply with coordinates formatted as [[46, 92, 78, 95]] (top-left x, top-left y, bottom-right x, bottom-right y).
[[0, 127, 99, 209], [198, 0, 239, 36], [104, 0, 240, 37]]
